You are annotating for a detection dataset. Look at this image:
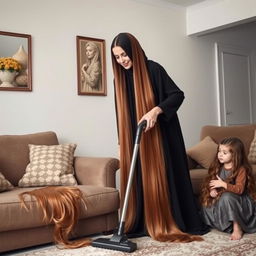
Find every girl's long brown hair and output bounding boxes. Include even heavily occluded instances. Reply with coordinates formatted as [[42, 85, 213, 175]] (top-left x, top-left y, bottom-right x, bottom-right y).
[[200, 137, 256, 206], [111, 33, 202, 242], [19, 186, 91, 248]]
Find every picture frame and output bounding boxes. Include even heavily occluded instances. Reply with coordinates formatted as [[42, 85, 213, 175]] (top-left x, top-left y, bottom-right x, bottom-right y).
[[76, 36, 107, 96], [0, 31, 32, 91]]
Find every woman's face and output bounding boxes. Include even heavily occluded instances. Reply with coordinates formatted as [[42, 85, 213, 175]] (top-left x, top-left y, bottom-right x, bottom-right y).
[[112, 46, 132, 69], [86, 45, 95, 59]]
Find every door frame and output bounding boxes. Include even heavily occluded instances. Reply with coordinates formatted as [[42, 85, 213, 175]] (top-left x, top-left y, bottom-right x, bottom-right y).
[[215, 42, 254, 126]]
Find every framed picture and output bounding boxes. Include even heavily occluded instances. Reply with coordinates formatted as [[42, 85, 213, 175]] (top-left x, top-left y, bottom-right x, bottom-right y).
[[76, 36, 107, 96], [0, 31, 32, 91]]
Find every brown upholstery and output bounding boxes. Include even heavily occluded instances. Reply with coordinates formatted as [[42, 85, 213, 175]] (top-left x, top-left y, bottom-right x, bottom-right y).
[[0, 185, 119, 232], [0, 131, 58, 186], [75, 156, 119, 187], [0, 213, 118, 253], [0, 132, 120, 253]]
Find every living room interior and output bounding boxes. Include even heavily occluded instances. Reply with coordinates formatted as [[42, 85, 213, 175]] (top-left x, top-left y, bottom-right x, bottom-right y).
[[1, 0, 256, 255]]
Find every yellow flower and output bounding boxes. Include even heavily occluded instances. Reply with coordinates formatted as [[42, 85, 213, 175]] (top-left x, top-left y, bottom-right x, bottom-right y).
[[0, 57, 22, 72]]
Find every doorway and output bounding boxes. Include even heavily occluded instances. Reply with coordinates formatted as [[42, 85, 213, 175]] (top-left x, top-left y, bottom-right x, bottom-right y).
[[216, 43, 254, 126]]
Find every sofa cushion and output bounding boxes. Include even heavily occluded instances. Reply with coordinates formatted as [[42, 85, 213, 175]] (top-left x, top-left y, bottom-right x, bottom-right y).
[[0, 172, 13, 192], [0, 186, 119, 232], [187, 136, 218, 169], [0, 132, 59, 186], [248, 130, 256, 164], [18, 144, 77, 187]]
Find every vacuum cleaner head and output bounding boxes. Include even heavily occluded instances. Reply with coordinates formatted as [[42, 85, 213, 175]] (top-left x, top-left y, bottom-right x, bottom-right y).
[[92, 234, 137, 253]]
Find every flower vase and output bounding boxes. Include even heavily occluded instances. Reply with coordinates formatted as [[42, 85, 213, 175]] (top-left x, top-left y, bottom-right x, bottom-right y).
[[0, 70, 18, 87], [13, 45, 28, 87]]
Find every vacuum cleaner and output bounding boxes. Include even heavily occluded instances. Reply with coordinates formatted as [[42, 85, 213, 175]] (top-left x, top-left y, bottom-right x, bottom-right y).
[[91, 120, 147, 253]]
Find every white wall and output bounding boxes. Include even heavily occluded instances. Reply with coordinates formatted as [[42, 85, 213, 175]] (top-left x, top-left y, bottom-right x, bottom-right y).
[[0, 0, 254, 160], [187, 0, 256, 35]]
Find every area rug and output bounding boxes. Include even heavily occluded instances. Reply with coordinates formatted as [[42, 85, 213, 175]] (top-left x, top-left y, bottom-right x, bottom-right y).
[[8, 229, 256, 256]]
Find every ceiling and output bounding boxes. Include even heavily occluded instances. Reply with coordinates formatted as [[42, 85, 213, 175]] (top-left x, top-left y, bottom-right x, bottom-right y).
[[163, 0, 209, 7]]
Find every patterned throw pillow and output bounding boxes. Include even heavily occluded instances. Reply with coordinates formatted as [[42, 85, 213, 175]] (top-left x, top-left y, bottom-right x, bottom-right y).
[[248, 130, 256, 164], [18, 144, 78, 187], [0, 172, 14, 192]]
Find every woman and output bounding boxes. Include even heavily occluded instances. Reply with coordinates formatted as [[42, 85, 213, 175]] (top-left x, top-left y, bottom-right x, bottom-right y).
[[81, 41, 101, 92], [111, 32, 209, 242]]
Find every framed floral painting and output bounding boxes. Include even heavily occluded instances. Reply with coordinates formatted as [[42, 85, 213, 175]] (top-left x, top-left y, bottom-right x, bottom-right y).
[[0, 31, 32, 91], [76, 36, 107, 96]]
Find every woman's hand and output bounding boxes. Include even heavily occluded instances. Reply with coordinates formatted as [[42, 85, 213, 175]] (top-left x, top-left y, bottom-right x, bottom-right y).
[[81, 63, 88, 82], [209, 175, 227, 189], [210, 188, 218, 198], [139, 107, 163, 132], [82, 63, 88, 71]]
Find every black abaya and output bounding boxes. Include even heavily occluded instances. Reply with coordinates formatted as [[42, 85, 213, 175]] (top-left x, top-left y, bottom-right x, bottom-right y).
[[123, 60, 209, 236]]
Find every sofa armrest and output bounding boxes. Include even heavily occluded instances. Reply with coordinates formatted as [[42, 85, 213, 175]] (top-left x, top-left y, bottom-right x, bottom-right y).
[[186, 155, 198, 170], [74, 156, 119, 188]]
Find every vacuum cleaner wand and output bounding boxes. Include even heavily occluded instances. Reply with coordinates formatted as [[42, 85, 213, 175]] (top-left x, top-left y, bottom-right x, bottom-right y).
[[91, 120, 147, 253]]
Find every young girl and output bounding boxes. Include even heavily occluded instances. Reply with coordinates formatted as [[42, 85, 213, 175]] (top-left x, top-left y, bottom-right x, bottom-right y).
[[200, 137, 256, 240]]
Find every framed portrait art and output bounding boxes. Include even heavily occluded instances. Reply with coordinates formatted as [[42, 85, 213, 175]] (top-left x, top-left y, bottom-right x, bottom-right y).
[[76, 36, 107, 96], [0, 31, 32, 92]]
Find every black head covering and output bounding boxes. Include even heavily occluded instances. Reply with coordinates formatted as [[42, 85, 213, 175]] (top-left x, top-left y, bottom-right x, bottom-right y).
[[111, 32, 133, 60], [111, 32, 148, 64]]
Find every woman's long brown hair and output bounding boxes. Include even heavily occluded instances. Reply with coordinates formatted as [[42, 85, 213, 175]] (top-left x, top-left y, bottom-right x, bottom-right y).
[[19, 186, 91, 248], [200, 137, 256, 206], [111, 33, 202, 242]]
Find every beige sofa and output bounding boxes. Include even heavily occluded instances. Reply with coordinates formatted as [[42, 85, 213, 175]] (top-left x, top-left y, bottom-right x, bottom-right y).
[[188, 124, 256, 195], [0, 131, 120, 253]]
